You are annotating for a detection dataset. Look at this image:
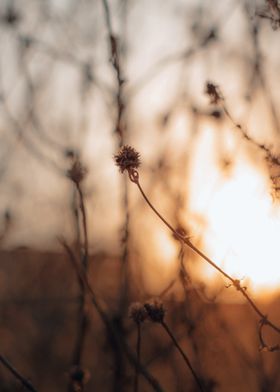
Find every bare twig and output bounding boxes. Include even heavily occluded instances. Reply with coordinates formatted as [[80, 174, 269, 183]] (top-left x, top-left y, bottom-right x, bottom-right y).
[[258, 316, 280, 352], [143, 299, 204, 391], [67, 160, 90, 392], [100, 4, 131, 388], [0, 355, 38, 392], [161, 321, 205, 392], [76, 183, 89, 270]]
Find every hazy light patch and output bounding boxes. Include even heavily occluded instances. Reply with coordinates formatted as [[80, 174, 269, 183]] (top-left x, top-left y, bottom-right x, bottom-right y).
[[191, 148, 280, 293], [154, 228, 177, 266], [167, 109, 190, 145], [189, 124, 222, 215], [138, 211, 179, 294]]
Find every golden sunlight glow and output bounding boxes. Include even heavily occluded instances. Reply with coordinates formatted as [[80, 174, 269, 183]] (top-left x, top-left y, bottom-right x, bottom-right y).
[[189, 126, 280, 294], [155, 228, 178, 266]]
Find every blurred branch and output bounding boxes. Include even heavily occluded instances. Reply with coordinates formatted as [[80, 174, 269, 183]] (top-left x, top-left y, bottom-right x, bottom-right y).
[[100, 2, 130, 388], [0, 355, 38, 392], [205, 81, 280, 197], [0, 210, 12, 244], [0, 93, 65, 176], [245, 9, 280, 135], [161, 320, 204, 392], [67, 158, 89, 392], [101, 0, 126, 143]]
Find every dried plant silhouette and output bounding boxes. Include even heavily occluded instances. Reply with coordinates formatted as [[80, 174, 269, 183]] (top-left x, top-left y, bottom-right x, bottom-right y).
[[1, 1, 280, 391], [114, 145, 280, 351]]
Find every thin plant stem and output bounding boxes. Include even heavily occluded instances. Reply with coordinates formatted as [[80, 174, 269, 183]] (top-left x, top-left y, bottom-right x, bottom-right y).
[[160, 322, 204, 392], [0, 355, 38, 392], [102, 0, 130, 310], [134, 323, 141, 392], [100, 1, 130, 386], [101, 0, 125, 143], [222, 105, 280, 167], [76, 183, 89, 269], [68, 181, 89, 392], [129, 171, 280, 339], [119, 176, 130, 312]]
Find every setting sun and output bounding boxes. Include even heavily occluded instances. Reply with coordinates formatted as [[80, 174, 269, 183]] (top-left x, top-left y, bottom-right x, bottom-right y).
[[189, 130, 280, 293]]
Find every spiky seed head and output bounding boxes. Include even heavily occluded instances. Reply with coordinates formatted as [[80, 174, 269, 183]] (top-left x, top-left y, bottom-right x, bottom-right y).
[[114, 145, 141, 173], [144, 299, 165, 323], [67, 159, 87, 184], [129, 302, 148, 324], [205, 81, 223, 105]]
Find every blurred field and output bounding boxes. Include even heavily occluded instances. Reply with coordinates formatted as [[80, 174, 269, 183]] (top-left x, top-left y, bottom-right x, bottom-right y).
[[0, 248, 279, 391]]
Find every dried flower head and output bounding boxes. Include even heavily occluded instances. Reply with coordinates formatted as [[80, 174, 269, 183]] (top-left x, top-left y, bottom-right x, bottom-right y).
[[4, 6, 20, 26], [256, 1, 280, 30], [205, 82, 223, 105], [114, 145, 141, 173], [129, 302, 147, 324], [144, 299, 165, 323], [67, 159, 87, 184]]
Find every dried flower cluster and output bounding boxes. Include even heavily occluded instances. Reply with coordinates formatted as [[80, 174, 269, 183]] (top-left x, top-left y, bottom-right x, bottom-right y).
[[129, 302, 148, 324], [257, 0, 280, 30], [129, 299, 166, 324], [3, 6, 20, 26], [144, 299, 166, 323], [205, 81, 223, 105], [114, 145, 141, 173], [67, 159, 87, 184]]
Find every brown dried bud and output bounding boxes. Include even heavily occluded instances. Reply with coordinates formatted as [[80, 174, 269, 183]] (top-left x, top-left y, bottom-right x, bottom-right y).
[[114, 145, 141, 173], [144, 299, 165, 323], [67, 159, 87, 184], [205, 82, 223, 105], [4, 7, 20, 26], [129, 302, 147, 324]]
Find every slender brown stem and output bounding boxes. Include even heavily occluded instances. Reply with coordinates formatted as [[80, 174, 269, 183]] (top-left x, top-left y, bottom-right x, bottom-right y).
[[136, 179, 231, 280], [101, 1, 129, 385], [68, 183, 89, 392], [161, 322, 204, 392], [101, 0, 125, 143], [101, 0, 113, 35], [0, 355, 38, 392], [76, 183, 89, 269], [136, 179, 179, 236], [132, 174, 280, 337], [222, 105, 280, 167], [258, 318, 280, 352], [133, 323, 141, 392]]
